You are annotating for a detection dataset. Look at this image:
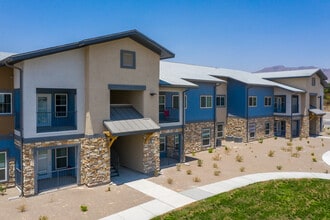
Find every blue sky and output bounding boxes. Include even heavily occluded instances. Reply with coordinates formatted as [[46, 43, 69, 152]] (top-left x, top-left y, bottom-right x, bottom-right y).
[[0, 0, 329, 71]]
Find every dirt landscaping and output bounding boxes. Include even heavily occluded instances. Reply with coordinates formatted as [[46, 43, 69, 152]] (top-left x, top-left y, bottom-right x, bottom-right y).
[[0, 136, 329, 220]]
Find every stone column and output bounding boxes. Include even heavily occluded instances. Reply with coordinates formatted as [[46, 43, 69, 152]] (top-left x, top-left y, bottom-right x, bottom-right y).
[[142, 133, 159, 174], [22, 143, 35, 196]]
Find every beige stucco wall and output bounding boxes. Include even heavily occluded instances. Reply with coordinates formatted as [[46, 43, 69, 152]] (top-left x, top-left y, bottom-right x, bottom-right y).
[[85, 38, 160, 135], [216, 83, 227, 123]]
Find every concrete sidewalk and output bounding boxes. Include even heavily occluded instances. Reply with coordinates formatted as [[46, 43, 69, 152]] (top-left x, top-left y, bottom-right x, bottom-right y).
[[100, 172, 330, 220]]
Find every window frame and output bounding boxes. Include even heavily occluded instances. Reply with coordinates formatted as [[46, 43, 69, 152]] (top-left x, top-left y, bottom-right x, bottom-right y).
[[265, 121, 270, 135], [217, 123, 224, 138], [55, 93, 68, 118], [312, 77, 316, 86], [184, 95, 187, 109], [0, 152, 7, 182], [200, 95, 213, 108], [274, 95, 286, 113], [248, 123, 256, 139], [201, 128, 211, 147], [264, 96, 272, 107], [55, 147, 68, 170], [216, 95, 226, 108], [159, 136, 166, 152], [248, 96, 257, 107], [120, 50, 136, 69], [0, 93, 12, 115], [174, 134, 180, 150], [172, 95, 179, 109], [291, 95, 299, 113], [159, 95, 166, 112]]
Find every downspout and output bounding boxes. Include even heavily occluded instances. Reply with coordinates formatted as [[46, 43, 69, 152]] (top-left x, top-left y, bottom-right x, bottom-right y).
[[213, 84, 217, 148], [290, 94, 293, 140], [246, 87, 250, 143], [4, 61, 24, 197]]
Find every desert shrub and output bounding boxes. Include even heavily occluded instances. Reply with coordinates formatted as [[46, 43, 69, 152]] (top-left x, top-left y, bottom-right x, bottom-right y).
[[176, 163, 181, 171], [214, 170, 221, 176], [212, 153, 221, 161], [186, 169, 192, 175], [17, 204, 26, 213], [193, 177, 201, 182], [287, 142, 293, 146], [80, 205, 88, 212], [268, 150, 275, 157], [258, 138, 263, 144], [312, 157, 317, 162], [291, 152, 300, 158], [240, 167, 245, 172], [208, 148, 213, 153], [197, 159, 203, 167], [213, 163, 218, 169], [167, 178, 173, 184], [296, 146, 303, 151], [276, 165, 282, 170], [235, 154, 243, 162], [39, 216, 48, 220]]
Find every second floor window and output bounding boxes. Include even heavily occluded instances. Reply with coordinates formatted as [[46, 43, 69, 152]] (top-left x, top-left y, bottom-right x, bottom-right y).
[[200, 95, 212, 108], [0, 93, 11, 114], [159, 95, 165, 112], [274, 96, 286, 113], [120, 50, 136, 69], [172, 95, 179, 109], [292, 95, 299, 113], [55, 94, 68, 118], [264, 96, 272, 107], [312, 77, 316, 86], [248, 96, 257, 107], [216, 95, 226, 107]]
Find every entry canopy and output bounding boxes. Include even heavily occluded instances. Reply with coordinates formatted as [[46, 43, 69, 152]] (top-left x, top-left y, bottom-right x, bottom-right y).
[[309, 108, 326, 116], [103, 118, 160, 136]]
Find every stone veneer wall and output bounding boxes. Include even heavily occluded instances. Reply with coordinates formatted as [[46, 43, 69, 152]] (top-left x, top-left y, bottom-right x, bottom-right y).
[[248, 117, 274, 142], [300, 116, 309, 138], [19, 136, 110, 196], [226, 117, 247, 142], [4, 160, 16, 188], [142, 133, 160, 174], [184, 122, 214, 153], [160, 128, 183, 161]]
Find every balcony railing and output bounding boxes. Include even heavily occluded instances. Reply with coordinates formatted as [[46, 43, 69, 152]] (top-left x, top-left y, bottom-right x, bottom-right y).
[[37, 111, 77, 132], [159, 107, 180, 123]]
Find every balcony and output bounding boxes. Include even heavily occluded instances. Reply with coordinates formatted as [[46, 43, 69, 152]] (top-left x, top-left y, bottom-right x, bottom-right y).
[[37, 111, 77, 133], [159, 107, 179, 123]]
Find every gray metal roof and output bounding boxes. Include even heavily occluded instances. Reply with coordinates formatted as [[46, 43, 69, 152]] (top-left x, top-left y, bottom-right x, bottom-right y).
[[103, 118, 160, 136], [110, 105, 143, 121], [0, 30, 174, 66], [255, 69, 328, 87], [0, 52, 16, 61], [309, 108, 326, 116], [160, 61, 225, 87]]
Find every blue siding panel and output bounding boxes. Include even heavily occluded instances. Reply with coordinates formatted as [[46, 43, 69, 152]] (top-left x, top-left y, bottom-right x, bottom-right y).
[[0, 138, 19, 161], [14, 89, 21, 130], [185, 83, 215, 122], [227, 79, 247, 118], [248, 87, 274, 117]]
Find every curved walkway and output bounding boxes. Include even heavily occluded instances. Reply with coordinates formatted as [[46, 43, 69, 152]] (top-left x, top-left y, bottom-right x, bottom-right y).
[[101, 172, 330, 220], [322, 151, 330, 165]]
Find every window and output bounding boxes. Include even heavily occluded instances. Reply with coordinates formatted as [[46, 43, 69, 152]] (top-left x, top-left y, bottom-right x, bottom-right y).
[[216, 95, 226, 107], [265, 122, 270, 135], [202, 128, 211, 146], [159, 136, 166, 152], [0, 93, 11, 114], [248, 96, 257, 107], [55, 148, 68, 169], [55, 94, 67, 117], [274, 120, 286, 137], [159, 95, 165, 112], [312, 77, 316, 86], [248, 123, 256, 139], [120, 50, 136, 69], [172, 95, 179, 109], [184, 95, 187, 109], [217, 123, 224, 138], [174, 134, 180, 150], [264, 96, 272, 107], [200, 95, 212, 108], [0, 152, 7, 182], [292, 95, 299, 113], [274, 96, 286, 113]]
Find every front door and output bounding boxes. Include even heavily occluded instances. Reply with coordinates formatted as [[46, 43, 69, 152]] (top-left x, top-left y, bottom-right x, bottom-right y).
[[37, 149, 52, 179], [292, 120, 299, 137], [37, 94, 51, 127]]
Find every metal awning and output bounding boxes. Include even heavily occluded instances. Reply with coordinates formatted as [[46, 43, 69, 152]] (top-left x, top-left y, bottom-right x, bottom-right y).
[[103, 118, 160, 136], [309, 108, 326, 116]]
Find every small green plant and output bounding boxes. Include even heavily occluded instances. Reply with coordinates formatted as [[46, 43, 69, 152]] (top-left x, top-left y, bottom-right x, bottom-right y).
[[197, 159, 203, 167], [193, 176, 201, 182], [291, 152, 300, 158], [311, 152, 315, 156], [167, 178, 173, 184], [224, 145, 230, 154], [0, 184, 6, 196], [287, 142, 293, 146], [208, 148, 213, 153], [80, 205, 88, 212], [39, 216, 48, 220], [176, 163, 181, 171], [296, 146, 303, 151], [307, 140, 310, 144], [153, 169, 159, 177], [274, 136, 278, 140], [268, 150, 275, 157], [258, 138, 263, 144], [240, 167, 245, 172], [281, 146, 292, 152], [276, 165, 282, 170], [322, 143, 325, 147], [192, 151, 196, 156], [214, 170, 221, 176], [312, 157, 317, 162], [235, 154, 243, 162], [106, 186, 111, 192], [17, 204, 26, 213], [186, 169, 192, 175], [213, 163, 218, 169], [212, 153, 221, 161]]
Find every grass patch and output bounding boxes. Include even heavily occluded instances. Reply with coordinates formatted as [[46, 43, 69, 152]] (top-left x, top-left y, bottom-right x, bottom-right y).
[[153, 179, 330, 220]]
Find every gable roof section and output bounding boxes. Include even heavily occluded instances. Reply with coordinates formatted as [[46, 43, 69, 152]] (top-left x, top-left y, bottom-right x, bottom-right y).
[[0, 30, 174, 66], [255, 69, 328, 87], [160, 61, 225, 88]]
